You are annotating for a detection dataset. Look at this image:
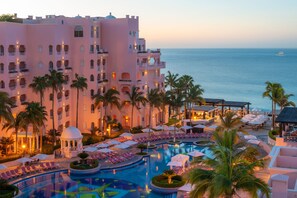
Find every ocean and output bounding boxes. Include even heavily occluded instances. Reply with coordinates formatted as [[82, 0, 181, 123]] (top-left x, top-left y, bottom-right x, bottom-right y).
[[161, 48, 297, 111]]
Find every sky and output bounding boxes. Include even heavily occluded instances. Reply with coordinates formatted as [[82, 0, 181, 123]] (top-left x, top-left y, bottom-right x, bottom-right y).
[[1, 0, 297, 48]]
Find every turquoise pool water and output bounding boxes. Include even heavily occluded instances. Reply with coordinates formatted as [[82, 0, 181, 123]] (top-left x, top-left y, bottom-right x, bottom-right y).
[[15, 143, 212, 198]]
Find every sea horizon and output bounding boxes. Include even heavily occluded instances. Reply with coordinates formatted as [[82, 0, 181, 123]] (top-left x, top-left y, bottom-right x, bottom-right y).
[[161, 48, 297, 112]]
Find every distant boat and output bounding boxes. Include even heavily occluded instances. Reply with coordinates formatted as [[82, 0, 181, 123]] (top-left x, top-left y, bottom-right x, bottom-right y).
[[276, 51, 285, 56]]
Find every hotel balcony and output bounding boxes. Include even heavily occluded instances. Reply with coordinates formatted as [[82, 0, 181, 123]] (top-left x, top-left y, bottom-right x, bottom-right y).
[[9, 70, 18, 78], [137, 49, 161, 55], [138, 62, 166, 70], [118, 79, 132, 85], [97, 49, 108, 54], [98, 79, 108, 84]]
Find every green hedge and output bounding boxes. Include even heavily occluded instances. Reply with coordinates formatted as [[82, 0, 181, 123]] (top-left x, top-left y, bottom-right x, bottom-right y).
[[269, 130, 278, 141], [0, 185, 19, 198], [0, 155, 21, 164], [70, 159, 99, 170], [152, 175, 185, 188]]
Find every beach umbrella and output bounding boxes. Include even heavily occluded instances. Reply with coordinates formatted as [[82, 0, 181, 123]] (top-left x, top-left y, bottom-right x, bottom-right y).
[[167, 126, 176, 131], [32, 154, 49, 160], [142, 128, 154, 133], [178, 184, 193, 192], [120, 133, 134, 137], [0, 164, 7, 170], [194, 124, 205, 128], [244, 135, 257, 140], [187, 150, 205, 157], [114, 143, 130, 149], [167, 161, 183, 167], [180, 125, 193, 130], [83, 147, 98, 152], [124, 140, 138, 146], [96, 143, 109, 148], [17, 157, 33, 165], [106, 140, 121, 145], [247, 139, 261, 145], [98, 148, 112, 153]]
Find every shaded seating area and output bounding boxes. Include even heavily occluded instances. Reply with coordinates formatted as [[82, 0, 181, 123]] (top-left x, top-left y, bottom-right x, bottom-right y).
[[275, 107, 297, 141]]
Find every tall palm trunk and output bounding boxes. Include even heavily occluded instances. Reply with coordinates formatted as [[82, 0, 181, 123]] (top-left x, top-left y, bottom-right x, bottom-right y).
[[25, 126, 28, 153], [76, 88, 79, 128], [148, 105, 153, 146], [104, 106, 107, 136], [52, 87, 56, 146], [15, 128, 18, 153], [131, 106, 134, 129], [272, 101, 276, 130], [40, 127, 43, 152], [40, 91, 43, 107]]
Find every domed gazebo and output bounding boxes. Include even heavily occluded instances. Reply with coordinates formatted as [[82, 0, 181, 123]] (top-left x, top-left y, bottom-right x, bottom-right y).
[[60, 126, 83, 158]]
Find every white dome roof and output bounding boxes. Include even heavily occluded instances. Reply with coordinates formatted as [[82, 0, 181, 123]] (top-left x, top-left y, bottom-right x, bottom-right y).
[[61, 126, 83, 140]]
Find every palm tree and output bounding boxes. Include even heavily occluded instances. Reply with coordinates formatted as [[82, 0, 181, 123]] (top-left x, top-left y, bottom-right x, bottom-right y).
[[188, 84, 204, 125], [188, 130, 270, 198], [165, 71, 179, 116], [29, 76, 48, 107], [0, 137, 14, 155], [277, 92, 295, 111], [124, 86, 147, 128], [93, 89, 121, 136], [165, 71, 179, 91], [22, 102, 47, 152], [218, 111, 241, 131], [71, 73, 88, 128], [2, 112, 27, 153], [0, 91, 13, 123], [177, 75, 194, 119], [147, 88, 161, 129], [262, 81, 283, 129], [45, 70, 66, 145]]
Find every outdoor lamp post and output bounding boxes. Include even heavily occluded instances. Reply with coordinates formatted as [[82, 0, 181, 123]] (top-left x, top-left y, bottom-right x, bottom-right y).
[[22, 144, 26, 157]]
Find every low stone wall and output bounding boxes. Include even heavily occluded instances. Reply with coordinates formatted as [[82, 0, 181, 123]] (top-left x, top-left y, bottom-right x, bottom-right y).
[[149, 181, 180, 194], [69, 165, 101, 175]]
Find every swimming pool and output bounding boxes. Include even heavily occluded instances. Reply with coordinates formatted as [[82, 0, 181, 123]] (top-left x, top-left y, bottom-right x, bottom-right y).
[[15, 143, 212, 198]]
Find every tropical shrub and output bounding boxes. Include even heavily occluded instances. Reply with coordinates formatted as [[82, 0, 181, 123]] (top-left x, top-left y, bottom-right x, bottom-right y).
[[130, 126, 143, 134], [269, 130, 278, 140], [152, 174, 185, 188], [70, 159, 99, 170], [0, 178, 19, 198]]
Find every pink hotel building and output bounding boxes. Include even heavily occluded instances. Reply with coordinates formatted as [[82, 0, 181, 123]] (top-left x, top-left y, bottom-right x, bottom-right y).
[[0, 13, 167, 138]]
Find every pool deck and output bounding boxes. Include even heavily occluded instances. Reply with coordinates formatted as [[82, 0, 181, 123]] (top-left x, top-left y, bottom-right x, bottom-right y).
[[5, 131, 271, 185]]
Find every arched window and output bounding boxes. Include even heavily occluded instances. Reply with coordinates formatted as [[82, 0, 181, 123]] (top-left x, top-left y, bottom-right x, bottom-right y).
[[20, 78, 26, 88], [121, 72, 130, 80], [97, 74, 101, 81], [57, 92, 62, 101], [0, 81, 5, 89], [20, 94, 27, 104], [56, 45, 61, 54], [0, 63, 4, 73], [97, 88, 101, 95], [49, 93, 53, 101], [19, 45, 25, 55], [90, 60, 94, 69], [90, 89, 94, 97], [19, 61, 26, 71], [9, 80, 16, 90], [0, 45, 4, 56], [102, 86, 106, 93], [49, 61, 54, 71], [64, 75, 69, 84], [121, 86, 130, 93], [74, 25, 84, 37], [102, 59, 106, 65], [49, 45, 53, 55], [58, 124, 63, 132], [97, 59, 101, 66], [8, 45, 16, 55], [65, 121, 70, 128], [65, 90, 70, 98], [90, 75, 94, 82], [91, 104, 95, 113], [91, 122, 95, 130], [64, 45, 69, 53], [64, 60, 69, 67], [8, 62, 16, 72], [56, 60, 62, 69]]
